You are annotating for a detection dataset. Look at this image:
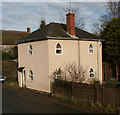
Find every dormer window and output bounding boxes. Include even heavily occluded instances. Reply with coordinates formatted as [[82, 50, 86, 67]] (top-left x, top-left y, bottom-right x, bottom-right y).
[[89, 44, 94, 54], [28, 44, 32, 55], [56, 43, 62, 54]]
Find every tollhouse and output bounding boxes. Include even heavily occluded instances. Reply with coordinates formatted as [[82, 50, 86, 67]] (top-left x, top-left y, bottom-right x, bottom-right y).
[[17, 9, 102, 93]]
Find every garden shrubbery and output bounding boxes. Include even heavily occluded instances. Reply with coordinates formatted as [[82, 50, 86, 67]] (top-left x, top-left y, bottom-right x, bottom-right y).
[[102, 79, 119, 88], [2, 51, 15, 60]]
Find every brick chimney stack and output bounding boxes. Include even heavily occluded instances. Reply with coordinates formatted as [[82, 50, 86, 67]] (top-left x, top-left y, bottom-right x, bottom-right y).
[[27, 27, 31, 34], [66, 9, 75, 36]]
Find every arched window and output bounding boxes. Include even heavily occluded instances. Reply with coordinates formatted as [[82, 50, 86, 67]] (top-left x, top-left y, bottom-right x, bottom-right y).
[[89, 44, 94, 54], [29, 70, 33, 81], [56, 43, 62, 54], [89, 68, 94, 77], [28, 44, 32, 55]]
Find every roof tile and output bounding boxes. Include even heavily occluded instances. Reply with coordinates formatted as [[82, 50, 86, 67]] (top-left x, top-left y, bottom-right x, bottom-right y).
[[18, 23, 98, 44]]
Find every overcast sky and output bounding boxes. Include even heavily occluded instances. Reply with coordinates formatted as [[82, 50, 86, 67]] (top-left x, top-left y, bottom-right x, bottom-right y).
[[1, 1, 109, 33]]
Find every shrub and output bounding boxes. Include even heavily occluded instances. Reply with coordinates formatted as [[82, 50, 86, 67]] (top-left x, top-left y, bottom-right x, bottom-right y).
[[93, 80, 100, 85], [2, 51, 14, 60], [13, 46, 18, 59], [102, 79, 118, 88], [51, 63, 86, 83]]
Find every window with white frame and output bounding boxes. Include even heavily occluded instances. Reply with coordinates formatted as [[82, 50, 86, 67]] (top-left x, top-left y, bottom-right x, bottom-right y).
[[89, 44, 94, 54], [89, 68, 94, 77], [56, 43, 62, 54], [28, 70, 33, 81], [55, 68, 62, 79], [28, 44, 32, 55]]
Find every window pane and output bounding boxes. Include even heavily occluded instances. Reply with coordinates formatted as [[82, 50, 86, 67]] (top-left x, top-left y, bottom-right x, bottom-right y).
[[56, 50, 62, 54], [90, 73, 94, 77], [56, 43, 61, 48], [28, 45, 32, 55], [89, 68, 94, 77], [89, 44, 93, 54], [89, 44, 93, 48], [89, 49, 93, 53], [29, 70, 33, 81], [56, 43, 62, 54], [90, 68, 93, 72]]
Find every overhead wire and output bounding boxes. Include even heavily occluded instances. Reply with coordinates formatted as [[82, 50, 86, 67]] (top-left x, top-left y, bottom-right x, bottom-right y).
[[3, 7, 41, 29], [83, 4, 106, 22], [3, 3, 106, 32]]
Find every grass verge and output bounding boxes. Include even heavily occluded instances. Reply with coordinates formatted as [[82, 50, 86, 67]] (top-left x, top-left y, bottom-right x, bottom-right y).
[[2, 78, 19, 89], [53, 94, 120, 113]]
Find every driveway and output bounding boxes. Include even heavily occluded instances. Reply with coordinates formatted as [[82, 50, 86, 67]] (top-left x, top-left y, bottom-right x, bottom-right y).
[[2, 86, 86, 113]]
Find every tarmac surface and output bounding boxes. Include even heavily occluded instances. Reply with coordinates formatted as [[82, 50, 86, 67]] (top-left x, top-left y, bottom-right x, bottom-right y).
[[2, 86, 85, 113]]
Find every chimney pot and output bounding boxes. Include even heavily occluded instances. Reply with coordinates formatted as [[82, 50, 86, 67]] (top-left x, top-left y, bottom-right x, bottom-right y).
[[27, 27, 31, 34], [69, 9, 72, 14]]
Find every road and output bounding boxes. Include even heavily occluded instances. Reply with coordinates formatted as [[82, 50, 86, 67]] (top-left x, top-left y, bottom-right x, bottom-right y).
[[2, 86, 85, 113]]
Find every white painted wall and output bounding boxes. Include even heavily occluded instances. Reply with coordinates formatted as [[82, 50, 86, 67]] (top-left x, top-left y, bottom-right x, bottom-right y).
[[18, 40, 50, 92], [48, 39, 102, 83], [18, 39, 102, 93]]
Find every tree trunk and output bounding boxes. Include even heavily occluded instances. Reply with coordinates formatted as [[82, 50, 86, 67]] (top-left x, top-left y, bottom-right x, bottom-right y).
[[116, 64, 119, 81]]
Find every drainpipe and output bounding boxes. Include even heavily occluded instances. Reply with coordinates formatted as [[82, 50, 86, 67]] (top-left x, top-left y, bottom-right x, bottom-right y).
[[78, 40, 80, 77], [97, 40, 100, 81]]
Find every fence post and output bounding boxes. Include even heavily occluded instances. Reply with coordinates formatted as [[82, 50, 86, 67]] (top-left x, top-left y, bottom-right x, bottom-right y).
[[71, 81, 72, 98], [94, 84, 97, 104], [77, 82, 78, 99], [108, 88, 109, 105], [62, 80, 64, 96], [88, 85, 90, 103], [101, 87, 103, 105], [54, 78, 55, 95], [58, 79, 59, 95], [116, 88, 119, 107], [82, 83, 84, 101]]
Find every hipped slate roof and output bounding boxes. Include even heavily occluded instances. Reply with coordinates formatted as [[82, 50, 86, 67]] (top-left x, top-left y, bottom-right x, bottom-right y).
[[17, 23, 99, 44]]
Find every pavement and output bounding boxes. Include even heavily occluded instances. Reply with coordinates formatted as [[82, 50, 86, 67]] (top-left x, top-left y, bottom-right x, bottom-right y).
[[2, 86, 86, 113]]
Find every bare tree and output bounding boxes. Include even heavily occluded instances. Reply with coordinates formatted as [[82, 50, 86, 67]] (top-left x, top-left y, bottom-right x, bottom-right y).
[[64, 63, 86, 82], [59, 8, 85, 30], [91, 0, 119, 35], [59, 11, 66, 24], [91, 20, 101, 36], [106, 1, 119, 18], [51, 63, 86, 83], [73, 8, 85, 29]]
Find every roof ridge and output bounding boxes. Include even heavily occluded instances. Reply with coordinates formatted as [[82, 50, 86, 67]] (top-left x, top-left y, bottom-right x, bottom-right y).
[[46, 23, 54, 37], [48, 23, 96, 36]]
